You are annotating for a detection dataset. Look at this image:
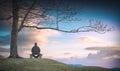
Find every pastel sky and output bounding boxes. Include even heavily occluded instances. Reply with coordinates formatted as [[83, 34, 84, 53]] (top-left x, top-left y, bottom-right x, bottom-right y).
[[0, 0, 120, 68]]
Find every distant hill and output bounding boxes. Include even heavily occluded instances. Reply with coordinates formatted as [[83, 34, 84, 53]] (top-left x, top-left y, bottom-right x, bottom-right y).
[[111, 68, 120, 71], [0, 58, 112, 71], [69, 64, 83, 67]]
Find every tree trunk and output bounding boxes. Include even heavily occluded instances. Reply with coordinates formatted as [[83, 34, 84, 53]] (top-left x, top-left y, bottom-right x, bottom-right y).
[[9, 0, 20, 58]]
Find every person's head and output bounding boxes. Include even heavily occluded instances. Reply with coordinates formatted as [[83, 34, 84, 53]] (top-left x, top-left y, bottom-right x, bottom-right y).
[[34, 43, 37, 46]]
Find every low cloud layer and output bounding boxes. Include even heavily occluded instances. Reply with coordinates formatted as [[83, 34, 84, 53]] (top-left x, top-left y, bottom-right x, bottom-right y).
[[56, 46, 120, 68], [85, 46, 120, 68], [0, 47, 9, 52], [86, 46, 120, 59]]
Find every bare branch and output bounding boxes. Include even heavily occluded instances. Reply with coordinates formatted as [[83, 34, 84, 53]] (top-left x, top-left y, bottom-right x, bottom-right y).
[[58, 12, 77, 22], [18, 0, 37, 32], [20, 8, 45, 18], [0, 16, 13, 20], [23, 19, 113, 34], [23, 25, 79, 33], [17, 1, 112, 34]]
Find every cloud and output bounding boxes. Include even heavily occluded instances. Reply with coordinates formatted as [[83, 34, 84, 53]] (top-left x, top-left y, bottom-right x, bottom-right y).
[[0, 27, 60, 46], [80, 37, 100, 43], [85, 46, 120, 68], [57, 57, 110, 68], [64, 52, 72, 55], [79, 36, 120, 47], [79, 36, 107, 46], [0, 47, 9, 52], [57, 46, 120, 68], [19, 28, 61, 45], [86, 46, 120, 59]]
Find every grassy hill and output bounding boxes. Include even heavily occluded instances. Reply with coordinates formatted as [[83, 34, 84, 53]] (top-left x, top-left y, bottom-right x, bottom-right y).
[[0, 58, 112, 71]]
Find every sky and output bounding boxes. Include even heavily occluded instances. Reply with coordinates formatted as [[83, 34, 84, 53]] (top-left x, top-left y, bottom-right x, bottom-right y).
[[0, 0, 120, 68]]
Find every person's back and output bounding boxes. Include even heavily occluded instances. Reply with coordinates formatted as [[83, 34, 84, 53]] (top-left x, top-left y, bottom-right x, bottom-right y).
[[31, 43, 40, 54]]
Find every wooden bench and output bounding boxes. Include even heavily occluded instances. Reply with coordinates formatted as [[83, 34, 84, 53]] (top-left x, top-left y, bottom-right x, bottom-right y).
[[30, 53, 42, 58]]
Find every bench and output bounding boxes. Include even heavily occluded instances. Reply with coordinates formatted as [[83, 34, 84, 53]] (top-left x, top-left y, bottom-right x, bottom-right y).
[[30, 53, 42, 58]]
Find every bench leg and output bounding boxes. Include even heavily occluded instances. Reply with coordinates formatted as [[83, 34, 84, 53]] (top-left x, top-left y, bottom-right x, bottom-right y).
[[30, 54, 33, 58], [39, 54, 42, 59]]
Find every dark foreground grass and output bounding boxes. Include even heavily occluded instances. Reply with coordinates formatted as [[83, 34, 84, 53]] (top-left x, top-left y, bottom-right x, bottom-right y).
[[0, 58, 112, 71]]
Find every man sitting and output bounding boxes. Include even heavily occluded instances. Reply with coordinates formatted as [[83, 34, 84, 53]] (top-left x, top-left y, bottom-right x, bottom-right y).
[[30, 43, 42, 58]]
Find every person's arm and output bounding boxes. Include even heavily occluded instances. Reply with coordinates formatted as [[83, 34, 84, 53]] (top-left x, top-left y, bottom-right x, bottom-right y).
[[31, 47, 34, 53], [38, 47, 40, 52]]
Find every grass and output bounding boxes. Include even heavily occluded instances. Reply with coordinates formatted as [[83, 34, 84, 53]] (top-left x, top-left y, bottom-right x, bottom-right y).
[[0, 58, 112, 71]]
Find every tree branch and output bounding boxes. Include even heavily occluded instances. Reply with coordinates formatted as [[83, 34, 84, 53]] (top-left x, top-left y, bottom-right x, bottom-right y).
[[18, 0, 37, 32], [58, 12, 77, 22], [22, 21, 113, 34], [0, 16, 13, 20], [23, 25, 79, 33], [20, 8, 45, 17]]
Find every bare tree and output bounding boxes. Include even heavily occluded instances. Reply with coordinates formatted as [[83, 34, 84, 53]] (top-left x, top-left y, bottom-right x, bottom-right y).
[[0, 0, 38, 58], [0, 0, 112, 58]]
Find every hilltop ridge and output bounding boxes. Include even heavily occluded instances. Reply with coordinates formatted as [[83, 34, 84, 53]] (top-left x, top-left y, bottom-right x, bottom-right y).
[[0, 58, 112, 71]]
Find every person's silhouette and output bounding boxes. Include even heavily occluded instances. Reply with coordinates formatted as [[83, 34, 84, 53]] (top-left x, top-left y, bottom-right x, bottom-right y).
[[31, 43, 41, 58]]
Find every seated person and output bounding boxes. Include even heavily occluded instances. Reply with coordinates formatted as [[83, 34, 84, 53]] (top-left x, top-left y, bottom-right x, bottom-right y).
[[31, 43, 42, 58]]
